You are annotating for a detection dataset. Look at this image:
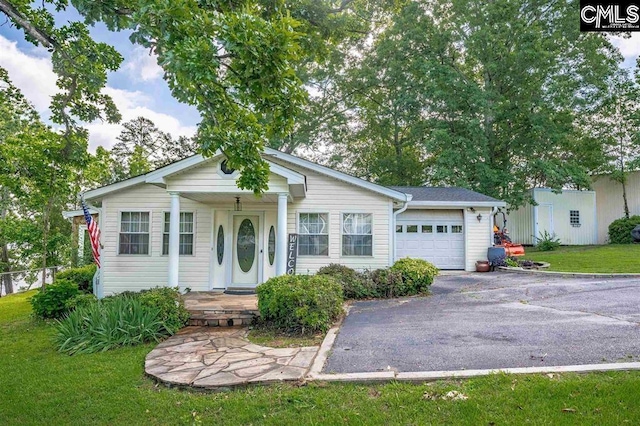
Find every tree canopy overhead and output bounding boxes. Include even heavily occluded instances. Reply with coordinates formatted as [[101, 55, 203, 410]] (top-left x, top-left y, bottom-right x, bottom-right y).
[[312, 0, 630, 207], [0, 0, 377, 193]]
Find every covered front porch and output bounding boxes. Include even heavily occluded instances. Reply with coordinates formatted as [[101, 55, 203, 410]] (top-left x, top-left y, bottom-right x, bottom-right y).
[[159, 155, 307, 291]]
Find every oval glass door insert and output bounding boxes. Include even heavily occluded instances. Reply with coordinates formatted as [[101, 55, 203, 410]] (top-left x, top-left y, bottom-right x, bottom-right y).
[[216, 225, 224, 265], [268, 226, 276, 266], [237, 219, 256, 272]]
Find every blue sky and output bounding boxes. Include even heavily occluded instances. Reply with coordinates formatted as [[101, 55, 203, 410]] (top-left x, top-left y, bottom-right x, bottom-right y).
[[0, 6, 200, 151], [0, 6, 638, 152]]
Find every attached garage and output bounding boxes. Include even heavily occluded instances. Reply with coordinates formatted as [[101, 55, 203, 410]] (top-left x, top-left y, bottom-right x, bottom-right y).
[[391, 187, 506, 271], [396, 210, 465, 269]]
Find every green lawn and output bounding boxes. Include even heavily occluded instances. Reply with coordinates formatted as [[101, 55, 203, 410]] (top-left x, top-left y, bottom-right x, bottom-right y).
[[247, 326, 325, 348], [524, 244, 640, 273], [3, 291, 640, 424]]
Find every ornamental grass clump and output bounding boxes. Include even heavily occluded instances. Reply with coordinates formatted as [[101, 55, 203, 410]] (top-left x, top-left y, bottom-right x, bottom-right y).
[[55, 296, 168, 355]]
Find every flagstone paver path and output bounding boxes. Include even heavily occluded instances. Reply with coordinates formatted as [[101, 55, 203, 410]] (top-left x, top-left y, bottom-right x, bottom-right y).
[[145, 327, 319, 389]]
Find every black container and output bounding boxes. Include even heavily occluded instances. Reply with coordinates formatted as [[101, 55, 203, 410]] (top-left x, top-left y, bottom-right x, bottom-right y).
[[632, 225, 640, 243], [487, 247, 506, 265]]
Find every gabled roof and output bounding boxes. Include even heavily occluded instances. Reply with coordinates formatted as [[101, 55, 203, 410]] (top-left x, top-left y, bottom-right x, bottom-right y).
[[263, 148, 409, 202], [83, 149, 411, 202], [391, 186, 506, 207]]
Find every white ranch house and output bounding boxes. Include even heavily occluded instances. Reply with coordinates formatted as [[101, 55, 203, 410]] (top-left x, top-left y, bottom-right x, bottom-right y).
[[71, 149, 506, 297]]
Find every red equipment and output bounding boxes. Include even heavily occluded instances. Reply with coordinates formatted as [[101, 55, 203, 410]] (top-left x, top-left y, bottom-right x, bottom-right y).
[[493, 211, 525, 257]]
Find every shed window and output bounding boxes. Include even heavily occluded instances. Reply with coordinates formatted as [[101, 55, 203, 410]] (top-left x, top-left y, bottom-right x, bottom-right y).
[[119, 212, 150, 255], [342, 213, 372, 256], [570, 210, 580, 227], [298, 213, 329, 256], [162, 212, 194, 255]]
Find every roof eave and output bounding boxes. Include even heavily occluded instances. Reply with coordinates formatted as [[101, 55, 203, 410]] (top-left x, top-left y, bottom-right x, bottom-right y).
[[408, 200, 506, 208]]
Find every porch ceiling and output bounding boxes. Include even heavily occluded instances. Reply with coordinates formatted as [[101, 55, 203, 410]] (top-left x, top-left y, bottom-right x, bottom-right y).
[[180, 192, 282, 204]]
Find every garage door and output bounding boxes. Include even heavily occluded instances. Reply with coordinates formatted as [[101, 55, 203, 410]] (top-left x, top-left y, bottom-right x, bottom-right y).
[[395, 210, 465, 269]]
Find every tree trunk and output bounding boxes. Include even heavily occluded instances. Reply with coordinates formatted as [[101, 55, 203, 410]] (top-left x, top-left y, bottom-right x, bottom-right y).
[[0, 245, 13, 295], [0, 189, 12, 295], [41, 198, 52, 291], [622, 179, 630, 219]]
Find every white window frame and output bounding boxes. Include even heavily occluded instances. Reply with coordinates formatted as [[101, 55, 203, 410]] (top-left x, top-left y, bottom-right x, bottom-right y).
[[216, 159, 240, 179], [340, 212, 374, 257], [162, 211, 196, 256], [118, 210, 152, 256], [297, 212, 330, 257]]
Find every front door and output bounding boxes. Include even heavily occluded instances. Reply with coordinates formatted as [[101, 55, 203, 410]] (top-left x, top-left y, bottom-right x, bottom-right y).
[[232, 215, 259, 287]]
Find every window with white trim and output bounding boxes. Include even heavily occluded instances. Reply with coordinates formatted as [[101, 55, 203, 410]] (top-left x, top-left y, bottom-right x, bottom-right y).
[[119, 212, 150, 255], [342, 213, 372, 256], [298, 213, 329, 256], [163, 212, 194, 255], [570, 210, 580, 227]]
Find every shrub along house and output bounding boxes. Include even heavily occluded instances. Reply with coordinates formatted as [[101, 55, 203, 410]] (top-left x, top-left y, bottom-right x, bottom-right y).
[[69, 149, 505, 297]]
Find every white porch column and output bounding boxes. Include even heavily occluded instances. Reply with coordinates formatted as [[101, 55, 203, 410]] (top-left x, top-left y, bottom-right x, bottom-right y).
[[276, 193, 288, 276], [168, 192, 180, 287]]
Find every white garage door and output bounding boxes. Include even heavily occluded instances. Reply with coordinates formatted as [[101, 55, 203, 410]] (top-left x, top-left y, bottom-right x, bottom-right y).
[[395, 210, 465, 269]]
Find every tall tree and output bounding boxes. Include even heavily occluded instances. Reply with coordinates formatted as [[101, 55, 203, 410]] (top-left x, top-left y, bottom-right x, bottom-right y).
[[592, 68, 640, 218], [0, 68, 80, 291], [0, 0, 375, 193], [314, 0, 622, 207]]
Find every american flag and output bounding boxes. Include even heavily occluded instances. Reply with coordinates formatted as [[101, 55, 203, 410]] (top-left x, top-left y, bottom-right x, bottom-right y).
[[82, 198, 101, 268]]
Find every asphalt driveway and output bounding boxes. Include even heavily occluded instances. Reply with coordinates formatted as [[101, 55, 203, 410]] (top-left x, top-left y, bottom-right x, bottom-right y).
[[324, 273, 640, 373]]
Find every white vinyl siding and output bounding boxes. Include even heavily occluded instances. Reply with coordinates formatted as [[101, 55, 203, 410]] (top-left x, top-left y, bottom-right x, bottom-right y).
[[101, 185, 211, 295], [465, 207, 492, 272], [166, 158, 289, 193], [162, 212, 195, 255], [270, 159, 392, 273]]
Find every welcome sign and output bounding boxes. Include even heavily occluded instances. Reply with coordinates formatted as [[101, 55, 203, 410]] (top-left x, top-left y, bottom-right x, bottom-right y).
[[286, 233, 298, 275], [580, 1, 640, 31]]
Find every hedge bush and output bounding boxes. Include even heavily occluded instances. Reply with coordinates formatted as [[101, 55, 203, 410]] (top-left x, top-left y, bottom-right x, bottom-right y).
[[137, 287, 190, 333], [608, 215, 640, 244], [317, 264, 375, 299], [316, 261, 438, 300], [366, 268, 404, 298], [30, 279, 81, 319], [55, 296, 167, 355], [257, 275, 343, 333], [57, 264, 97, 293], [390, 258, 439, 295]]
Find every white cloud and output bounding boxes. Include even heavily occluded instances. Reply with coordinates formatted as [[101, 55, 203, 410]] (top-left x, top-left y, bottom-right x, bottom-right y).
[[0, 35, 196, 152], [124, 46, 164, 82], [609, 33, 640, 64], [0, 36, 57, 111]]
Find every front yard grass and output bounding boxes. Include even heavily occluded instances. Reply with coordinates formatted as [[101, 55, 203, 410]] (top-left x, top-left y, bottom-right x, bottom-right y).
[[247, 325, 325, 348], [525, 244, 640, 273], [3, 290, 640, 424]]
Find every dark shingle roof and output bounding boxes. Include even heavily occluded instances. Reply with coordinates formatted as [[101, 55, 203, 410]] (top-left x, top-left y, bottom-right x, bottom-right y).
[[389, 186, 502, 203]]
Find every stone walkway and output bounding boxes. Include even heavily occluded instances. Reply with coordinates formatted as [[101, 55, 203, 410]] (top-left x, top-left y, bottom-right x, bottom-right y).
[[145, 327, 319, 389]]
